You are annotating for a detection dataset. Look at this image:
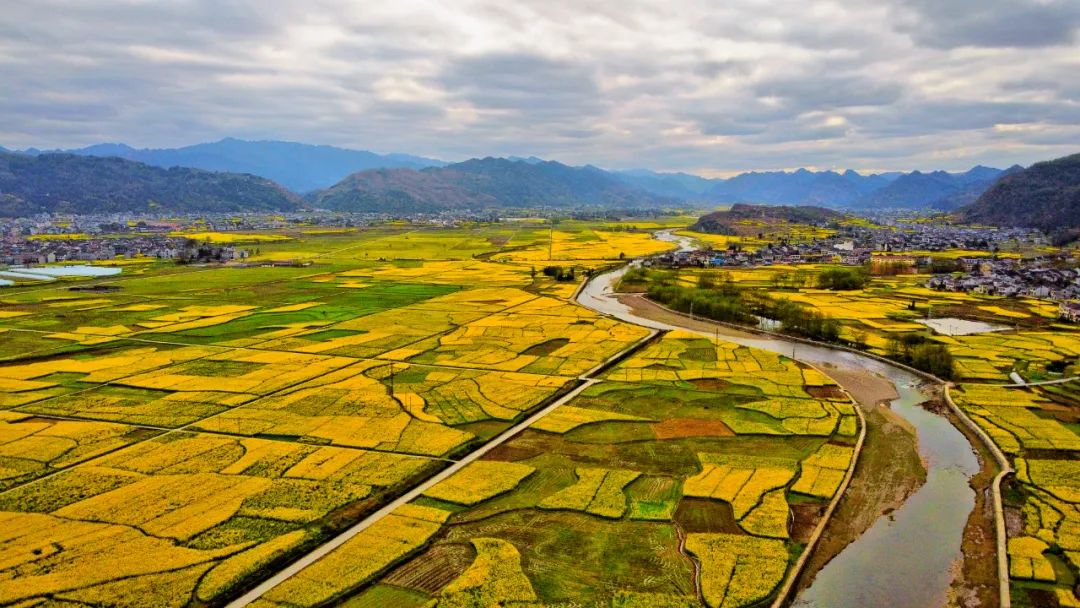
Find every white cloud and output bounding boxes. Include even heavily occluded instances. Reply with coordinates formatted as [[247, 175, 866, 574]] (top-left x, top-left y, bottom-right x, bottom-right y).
[[0, 0, 1076, 172]]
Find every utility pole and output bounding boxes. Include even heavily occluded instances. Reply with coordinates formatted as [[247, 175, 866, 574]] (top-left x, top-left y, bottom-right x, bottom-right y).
[[388, 362, 395, 396]]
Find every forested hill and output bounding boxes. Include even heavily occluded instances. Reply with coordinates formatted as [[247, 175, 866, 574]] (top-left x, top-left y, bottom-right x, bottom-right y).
[[0, 152, 301, 216], [312, 157, 671, 212], [692, 203, 843, 234], [957, 153, 1080, 234]]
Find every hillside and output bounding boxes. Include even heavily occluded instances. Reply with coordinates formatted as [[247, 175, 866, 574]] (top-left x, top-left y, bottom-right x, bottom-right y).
[[852, 166, 1006, 209], [313, 157, 671, 212], [929, 165, 1024, 210], [692, 203, 843, 234], [0, 152, 301, 216], [958, 153, 1080, 233], [23, 138, 445, 193]]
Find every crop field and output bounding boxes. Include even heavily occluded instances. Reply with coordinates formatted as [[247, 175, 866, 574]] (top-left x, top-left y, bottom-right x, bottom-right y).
[[0, 223, 687, 607], [255, 330, 859, 607], [622, 258, 1080, 605], [662, 266, 1080, 382], [950, 381, 1080, 604], [493, 225, 676, 263]]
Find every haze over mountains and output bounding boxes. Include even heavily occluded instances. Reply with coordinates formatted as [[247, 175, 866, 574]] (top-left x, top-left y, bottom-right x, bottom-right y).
[[16, 139, 446, 194], [0, 139, 1074, 225]]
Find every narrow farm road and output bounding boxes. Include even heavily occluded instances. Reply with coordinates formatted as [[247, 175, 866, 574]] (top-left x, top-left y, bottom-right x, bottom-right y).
[[226, 328, 659, 608]]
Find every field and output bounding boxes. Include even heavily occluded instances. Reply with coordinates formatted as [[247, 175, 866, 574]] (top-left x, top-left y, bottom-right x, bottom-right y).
[[952, 382, 1080, 605], [0, 222, 679, 607], [640, 261, 1080, 606], [656, 265, 1080, 383], [251, 330, 860, 607]]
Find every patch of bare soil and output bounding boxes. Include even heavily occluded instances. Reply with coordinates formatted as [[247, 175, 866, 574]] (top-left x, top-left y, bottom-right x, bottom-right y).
[[651, 418, 735, 440]]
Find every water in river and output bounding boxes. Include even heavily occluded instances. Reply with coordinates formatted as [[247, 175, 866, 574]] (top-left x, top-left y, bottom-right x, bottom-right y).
[[578, 262, 980, 608]]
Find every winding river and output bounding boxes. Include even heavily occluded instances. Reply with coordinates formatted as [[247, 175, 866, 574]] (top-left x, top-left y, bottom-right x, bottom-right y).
[[577, 235, 980, 608]]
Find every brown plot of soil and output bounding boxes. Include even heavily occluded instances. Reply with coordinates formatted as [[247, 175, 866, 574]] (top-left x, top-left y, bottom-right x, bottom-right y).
[[674, 498, 742, 534], [687, 378, 732, 391], [651, 418, 735, 440], [485, 442, 544, 462], [805, 385, 848, 400], [791, 501, 827, 543], [382, 542, 476, 594]]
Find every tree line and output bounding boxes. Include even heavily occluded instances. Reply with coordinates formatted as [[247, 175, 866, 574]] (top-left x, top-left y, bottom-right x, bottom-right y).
[[628, 266, 953, 378]]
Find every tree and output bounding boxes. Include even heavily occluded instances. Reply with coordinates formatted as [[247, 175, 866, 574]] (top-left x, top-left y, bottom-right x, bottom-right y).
[[817, 266, 870, 290]]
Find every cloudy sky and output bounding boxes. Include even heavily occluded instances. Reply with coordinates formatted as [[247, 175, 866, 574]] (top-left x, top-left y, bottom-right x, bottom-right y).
[[1, 0, 1077, 175]]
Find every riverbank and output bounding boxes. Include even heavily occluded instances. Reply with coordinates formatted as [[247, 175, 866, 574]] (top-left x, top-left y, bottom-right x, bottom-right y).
[[615, 293, 934, 595], [588, 284, 993, 607]]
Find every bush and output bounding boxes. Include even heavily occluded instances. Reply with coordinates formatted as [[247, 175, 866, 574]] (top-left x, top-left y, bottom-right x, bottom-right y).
[[887, 334, 954, 379], [817, 267, 870, 290]]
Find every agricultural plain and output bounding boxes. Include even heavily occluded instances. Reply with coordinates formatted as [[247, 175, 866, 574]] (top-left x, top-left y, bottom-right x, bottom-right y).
[[0, 221, 863, 608], [0, 224, 664, 606]]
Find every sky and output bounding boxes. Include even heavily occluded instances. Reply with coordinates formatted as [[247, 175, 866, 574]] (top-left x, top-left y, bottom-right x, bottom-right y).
[[0, 0, 1077, 176]]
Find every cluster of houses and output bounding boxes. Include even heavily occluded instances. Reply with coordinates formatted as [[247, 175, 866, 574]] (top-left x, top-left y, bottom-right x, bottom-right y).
[[926, 258, 1080, 300], [651, 223, 1044, 270], [0, 234, 252, 266]]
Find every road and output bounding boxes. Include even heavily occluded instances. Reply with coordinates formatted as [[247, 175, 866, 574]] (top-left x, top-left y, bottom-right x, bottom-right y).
[[225, 329, 657, 608]]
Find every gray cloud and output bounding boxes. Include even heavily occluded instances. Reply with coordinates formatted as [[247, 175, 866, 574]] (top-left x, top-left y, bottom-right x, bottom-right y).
[[0, 0, 1077, 174], [894, 0, 1080, 48]]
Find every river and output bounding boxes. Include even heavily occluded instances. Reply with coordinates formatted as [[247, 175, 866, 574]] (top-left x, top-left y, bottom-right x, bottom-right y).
[[577, 240, 981, 608]]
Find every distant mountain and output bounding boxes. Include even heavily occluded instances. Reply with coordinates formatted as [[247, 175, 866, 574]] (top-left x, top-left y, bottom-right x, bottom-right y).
[[616, 166, 1002, 209], [313, 157, 671, 213], [852, 166, 1006, 209], [703, 169, 866, 207], [616, 168, 898, 207], [1, 136, 1023, 212], [958, 153, 1080, 233], [20, 138, 446, 193], [614, 169, 715, 201], [0, 152, 300, 216], [692, 203, 843, 234], [929, 165, 1024, 210]]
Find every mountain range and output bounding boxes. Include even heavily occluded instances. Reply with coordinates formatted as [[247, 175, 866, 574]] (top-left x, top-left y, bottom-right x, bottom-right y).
[[313, 158, 665, 213], [2, 138, 1072, 219], [15, 138, 445, 193], [7, 138, 1019, 210]]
